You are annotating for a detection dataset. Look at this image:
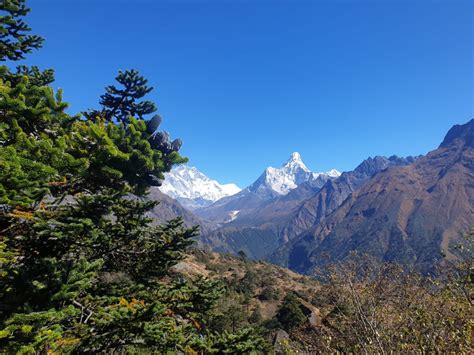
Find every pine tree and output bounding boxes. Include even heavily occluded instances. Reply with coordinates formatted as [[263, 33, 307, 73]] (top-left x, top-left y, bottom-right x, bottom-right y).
[[276, 292, 306, 331], [84, 69, 157, 124], [0, 0, 43, 61], [0, 1, 267, 352]]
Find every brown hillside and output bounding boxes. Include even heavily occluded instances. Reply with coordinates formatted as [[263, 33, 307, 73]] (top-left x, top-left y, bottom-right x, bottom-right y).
[[273, 119, 474, 274], [170, 250, 320, 321]]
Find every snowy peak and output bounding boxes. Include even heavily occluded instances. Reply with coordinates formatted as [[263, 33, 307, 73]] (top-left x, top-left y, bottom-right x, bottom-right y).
[[160, 154, 340, 213], [250, 152, 340, 196], [160, 165, 240, 210], [193, 152, 341, 225], [283, 152, 310, 172], [325, 169, 342, 178]]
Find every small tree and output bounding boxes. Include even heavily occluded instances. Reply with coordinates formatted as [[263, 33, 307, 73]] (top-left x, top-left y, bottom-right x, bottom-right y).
[[238, 249, 248, 260], [276, 292, 306, 331], [249, 304, 263, 324], [260, 285, 280, 301]]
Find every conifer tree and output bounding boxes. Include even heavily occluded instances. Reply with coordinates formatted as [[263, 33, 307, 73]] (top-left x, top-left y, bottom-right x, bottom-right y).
[[0, 0, 43, 61], [84, 69, 157, 124], [276, 292, 306, 331], [0, 1, 267, 352]]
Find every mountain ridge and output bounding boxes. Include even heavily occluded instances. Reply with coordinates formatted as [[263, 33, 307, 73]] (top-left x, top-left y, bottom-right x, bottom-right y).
[[198, 154, 417, 259], [270, 119, 474, 274], [159, 165, 241, 210], [195, 152, 340, 224]]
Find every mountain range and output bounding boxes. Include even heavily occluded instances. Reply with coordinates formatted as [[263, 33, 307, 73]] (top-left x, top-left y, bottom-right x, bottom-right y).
[[197, 155, 418, 259], [156, 119, 474, 274], [195, 152, 340, 225], [270, 119, 474, 274]]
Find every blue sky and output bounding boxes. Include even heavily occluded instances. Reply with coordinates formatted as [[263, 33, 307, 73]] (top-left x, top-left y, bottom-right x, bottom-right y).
[[23, 0, 473, 187]]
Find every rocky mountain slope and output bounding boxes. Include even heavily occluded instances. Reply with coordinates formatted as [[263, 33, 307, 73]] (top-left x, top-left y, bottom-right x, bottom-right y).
[[271, 119, 474, 274], [199, 155, 417, 259], [159, 165, 240, 210], [281, 155, 420, 237], [148, 188, 214, 234]]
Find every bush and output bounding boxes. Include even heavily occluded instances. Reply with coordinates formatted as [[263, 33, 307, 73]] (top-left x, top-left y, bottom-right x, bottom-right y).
[[259, 286, 280, 301], [276, 292, 307, 331], [308, 251, 473, 353]]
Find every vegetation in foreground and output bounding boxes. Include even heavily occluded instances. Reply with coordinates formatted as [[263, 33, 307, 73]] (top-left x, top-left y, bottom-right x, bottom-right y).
[[0, 1, 267, 352], [175, 244, 473, 353]]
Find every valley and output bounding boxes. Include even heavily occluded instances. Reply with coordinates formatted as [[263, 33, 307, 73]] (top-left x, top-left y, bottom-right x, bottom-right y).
[[158, 119, 474, 275]]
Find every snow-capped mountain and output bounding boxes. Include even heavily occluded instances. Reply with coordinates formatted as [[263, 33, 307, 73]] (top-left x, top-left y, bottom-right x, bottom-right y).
[[160, 165, 241, 210], [195, 152, 340, 224], [248, 152, 341, 198]]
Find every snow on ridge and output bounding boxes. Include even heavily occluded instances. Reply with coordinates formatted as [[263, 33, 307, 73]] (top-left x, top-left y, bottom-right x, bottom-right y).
[[160, 153, 340, 208], [325, 169, 341, 178], [160, 165, 241, 204], [225, 210, 240, 223], [252, 152, 339, 196]]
